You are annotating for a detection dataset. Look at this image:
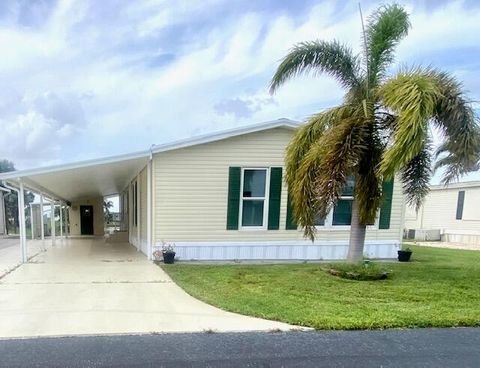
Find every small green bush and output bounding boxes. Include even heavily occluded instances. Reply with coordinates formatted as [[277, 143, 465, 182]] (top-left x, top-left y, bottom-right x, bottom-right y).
[[325, 261, 390, 281]]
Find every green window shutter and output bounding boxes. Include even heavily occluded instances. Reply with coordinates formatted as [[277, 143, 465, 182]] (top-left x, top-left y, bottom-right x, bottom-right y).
[[226, 167, 241, 230], [379, 179, 394, 229], [332, 199, 353, 226], [285, 192, 298, 230], [267, 167, 282, 230], [456, 191, 465, 220]]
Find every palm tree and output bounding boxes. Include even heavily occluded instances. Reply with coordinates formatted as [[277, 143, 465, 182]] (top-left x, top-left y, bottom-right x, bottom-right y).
[[103, 200, 114, 222], [270, 4, 480, 262]]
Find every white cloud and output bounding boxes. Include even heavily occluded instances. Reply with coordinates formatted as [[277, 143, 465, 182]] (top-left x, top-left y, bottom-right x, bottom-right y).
[[0, 0, 477, 187]]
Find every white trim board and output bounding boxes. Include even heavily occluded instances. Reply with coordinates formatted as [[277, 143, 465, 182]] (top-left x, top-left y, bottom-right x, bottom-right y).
[[153, 240, 400, 261]]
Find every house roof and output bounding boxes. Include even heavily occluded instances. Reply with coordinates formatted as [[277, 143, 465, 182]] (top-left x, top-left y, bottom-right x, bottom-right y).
[[151, 118, 299, 154], [430, 180, 480, 191], [0, 118, 300, 201]]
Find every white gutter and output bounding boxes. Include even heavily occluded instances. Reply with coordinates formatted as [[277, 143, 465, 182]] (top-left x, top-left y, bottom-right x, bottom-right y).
[[147, 146, 153, 260]]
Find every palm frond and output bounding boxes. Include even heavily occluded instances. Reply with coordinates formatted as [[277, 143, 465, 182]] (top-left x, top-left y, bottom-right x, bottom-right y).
[[427, 70, 480, 183], [270, 40, 360, 93], [378, 70, 439, 177], [401, 142, 432, 211], [285, 105, 355, 190], [365, 4, 410, 85], [288, 107, 368, 239], [285, 105, 360, 239]]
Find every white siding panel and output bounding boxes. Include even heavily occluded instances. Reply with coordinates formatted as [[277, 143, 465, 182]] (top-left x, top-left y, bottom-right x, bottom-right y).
[[406, 186, 480, 234]]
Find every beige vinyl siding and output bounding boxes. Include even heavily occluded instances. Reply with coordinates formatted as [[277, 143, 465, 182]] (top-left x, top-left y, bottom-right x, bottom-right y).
[[153, 127, 403, 243], [405, 185, 480, 232]]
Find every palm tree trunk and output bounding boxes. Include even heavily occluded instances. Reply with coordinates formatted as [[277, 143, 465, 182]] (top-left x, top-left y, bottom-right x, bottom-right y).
[[347, 199, 366, 262]]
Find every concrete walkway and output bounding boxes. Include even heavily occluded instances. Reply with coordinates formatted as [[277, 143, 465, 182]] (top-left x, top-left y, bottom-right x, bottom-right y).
[[0, 238, 295, 338]]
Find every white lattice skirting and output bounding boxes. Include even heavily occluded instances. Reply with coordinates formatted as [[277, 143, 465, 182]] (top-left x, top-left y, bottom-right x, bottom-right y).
[[153, 240, 400, 261]]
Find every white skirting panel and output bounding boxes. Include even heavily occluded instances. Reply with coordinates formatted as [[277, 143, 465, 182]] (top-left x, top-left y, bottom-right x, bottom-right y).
[[442, 233, 480, 246], [153, 240, 400, 261]]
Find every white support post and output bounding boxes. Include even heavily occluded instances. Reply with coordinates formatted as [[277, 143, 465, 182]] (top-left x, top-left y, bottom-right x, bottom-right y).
[[59, 202, 63, 239], [29, 203, 34, 240], [40, 194, 45, 248], [64, 204, 69, 239], [19, 182, 27, 263], [147, 160, 152, 260], [51, 201, 55, 246], [137, 175, 141, 252]]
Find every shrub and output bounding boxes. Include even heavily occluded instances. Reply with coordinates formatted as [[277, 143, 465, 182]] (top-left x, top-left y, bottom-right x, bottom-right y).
[[325, 261, 390, 281]]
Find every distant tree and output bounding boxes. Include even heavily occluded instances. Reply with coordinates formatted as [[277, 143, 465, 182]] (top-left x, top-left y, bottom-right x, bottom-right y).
[[0, 160, 35, 234], [0, 160, 15, 173]]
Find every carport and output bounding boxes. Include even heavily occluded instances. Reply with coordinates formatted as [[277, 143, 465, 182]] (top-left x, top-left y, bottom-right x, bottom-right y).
[[0, 150, 152, 263]]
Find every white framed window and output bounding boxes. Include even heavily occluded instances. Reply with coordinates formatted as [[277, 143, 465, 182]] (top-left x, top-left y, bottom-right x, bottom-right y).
[[332, 175, 355, 226], [239, 168, 269, 229]]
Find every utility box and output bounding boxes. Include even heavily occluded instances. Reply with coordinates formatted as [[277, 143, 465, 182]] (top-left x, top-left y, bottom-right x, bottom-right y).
[[405, 229, 441, 241]]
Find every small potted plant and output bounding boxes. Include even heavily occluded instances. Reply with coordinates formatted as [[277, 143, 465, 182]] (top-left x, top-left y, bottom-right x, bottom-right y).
[[162, 242, 176, 264], [152, 250, 163, 265], [398, 246, 413, 262]]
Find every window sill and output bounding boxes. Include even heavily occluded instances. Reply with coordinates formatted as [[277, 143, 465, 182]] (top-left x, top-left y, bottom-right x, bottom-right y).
[[310, 225, 379, 231], [239, 227, 268, 231]]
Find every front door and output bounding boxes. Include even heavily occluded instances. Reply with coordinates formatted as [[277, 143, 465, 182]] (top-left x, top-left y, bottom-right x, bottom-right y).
[[80, 205, 94, 235]]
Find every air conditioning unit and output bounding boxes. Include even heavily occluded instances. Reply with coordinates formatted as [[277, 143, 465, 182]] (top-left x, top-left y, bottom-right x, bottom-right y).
[[405, 229, 441, 241]]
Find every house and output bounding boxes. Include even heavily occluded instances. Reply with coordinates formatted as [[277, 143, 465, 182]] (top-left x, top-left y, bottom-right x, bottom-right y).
[[0, 118, 403, 262], [404, 181, 480, 245]]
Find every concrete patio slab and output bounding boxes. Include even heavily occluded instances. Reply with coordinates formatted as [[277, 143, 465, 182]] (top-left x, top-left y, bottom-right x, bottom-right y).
[[0, 237, 297, 338]]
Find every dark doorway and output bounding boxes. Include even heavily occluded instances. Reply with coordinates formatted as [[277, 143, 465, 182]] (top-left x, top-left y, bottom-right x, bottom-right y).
[[80, 205, 94, 235]]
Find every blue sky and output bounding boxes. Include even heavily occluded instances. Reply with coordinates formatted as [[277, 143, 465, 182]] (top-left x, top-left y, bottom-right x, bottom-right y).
[[0, 0, 479, 184]]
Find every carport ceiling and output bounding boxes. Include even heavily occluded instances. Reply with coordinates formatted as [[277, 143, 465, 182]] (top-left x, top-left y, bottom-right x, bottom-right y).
[[0, 151, 150, 201]]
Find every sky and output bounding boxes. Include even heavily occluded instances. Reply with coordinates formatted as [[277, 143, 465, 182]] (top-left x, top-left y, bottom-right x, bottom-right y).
[[0, 0, 479, 184]]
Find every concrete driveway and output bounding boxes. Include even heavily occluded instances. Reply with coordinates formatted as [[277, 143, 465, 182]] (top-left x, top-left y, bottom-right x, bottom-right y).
[[0, 237, 294, 338]]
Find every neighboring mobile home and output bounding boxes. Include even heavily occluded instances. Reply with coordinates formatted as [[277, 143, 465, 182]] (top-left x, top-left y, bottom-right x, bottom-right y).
[[405, 181, 480, 245], [0, 119, 403, 262]]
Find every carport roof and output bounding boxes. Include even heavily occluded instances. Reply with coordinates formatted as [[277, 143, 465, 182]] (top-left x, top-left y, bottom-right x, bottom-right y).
[[0, 150, 151, 202], [0, 118, 300, 202]]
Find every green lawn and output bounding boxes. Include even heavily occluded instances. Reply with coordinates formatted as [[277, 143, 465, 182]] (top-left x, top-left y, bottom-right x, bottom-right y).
[[162, 245, 480, 330]]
